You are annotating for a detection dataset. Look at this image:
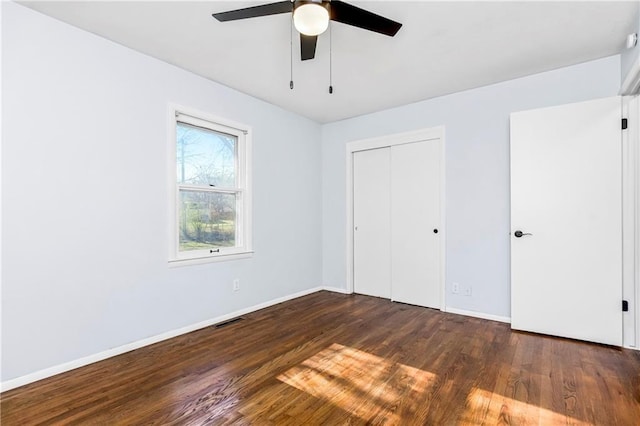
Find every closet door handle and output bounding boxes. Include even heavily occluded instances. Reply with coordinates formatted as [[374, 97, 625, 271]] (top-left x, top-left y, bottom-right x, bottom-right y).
[[514, 230, 532, 238]]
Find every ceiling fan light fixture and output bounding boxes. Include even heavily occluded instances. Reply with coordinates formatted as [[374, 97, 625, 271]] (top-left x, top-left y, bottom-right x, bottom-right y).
[[293, 3, 329, 36]]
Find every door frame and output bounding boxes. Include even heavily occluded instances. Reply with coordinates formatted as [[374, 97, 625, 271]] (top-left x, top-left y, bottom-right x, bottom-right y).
[[635, 97, 640, 350], [345, 126, 446, 310], [622, 95, 640, 349]]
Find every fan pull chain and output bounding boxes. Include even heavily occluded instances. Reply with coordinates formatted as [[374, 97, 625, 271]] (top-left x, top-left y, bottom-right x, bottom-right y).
[[329, 21, 333, 94], [290, 16, 294, 90]]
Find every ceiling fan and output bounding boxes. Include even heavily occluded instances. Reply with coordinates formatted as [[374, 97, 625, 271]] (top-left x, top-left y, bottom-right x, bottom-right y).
[[212, 0, 402, 61]]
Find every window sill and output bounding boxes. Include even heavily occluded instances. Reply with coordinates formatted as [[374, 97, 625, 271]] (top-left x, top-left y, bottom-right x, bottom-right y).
[[168, 251, 254, 267]]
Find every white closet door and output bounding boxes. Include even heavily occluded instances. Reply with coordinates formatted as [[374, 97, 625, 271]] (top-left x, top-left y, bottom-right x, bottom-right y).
[[391, 140, 441, 309], [353, 148, 391, 298], [510, 96, 622, 346]]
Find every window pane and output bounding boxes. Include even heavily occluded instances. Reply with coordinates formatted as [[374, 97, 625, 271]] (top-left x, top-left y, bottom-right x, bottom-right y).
[[179, 190, 236, 252], [176, 122, 236, 187]]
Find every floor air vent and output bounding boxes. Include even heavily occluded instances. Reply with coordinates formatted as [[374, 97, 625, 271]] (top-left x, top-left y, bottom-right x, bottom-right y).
[[215, 317, 244, 328]]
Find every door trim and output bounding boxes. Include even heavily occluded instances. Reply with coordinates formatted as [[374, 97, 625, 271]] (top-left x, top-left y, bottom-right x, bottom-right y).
[[622, 95, 637, 349], [345, 126, 446, 310], [636, 96, 640, 350], [623, 95, 640, 350], [636, 96, 640, 351]]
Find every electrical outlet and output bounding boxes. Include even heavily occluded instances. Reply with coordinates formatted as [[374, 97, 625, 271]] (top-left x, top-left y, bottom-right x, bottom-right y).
[[233, 279, 240, 292], [452, 282, 459, 294], [464, 286, 472, 296]]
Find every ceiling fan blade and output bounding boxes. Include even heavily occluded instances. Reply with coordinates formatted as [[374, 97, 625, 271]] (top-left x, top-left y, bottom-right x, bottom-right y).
[[300, 34, 318, 61], [212, 1, 293, 22], [330, 0, 402, 36]]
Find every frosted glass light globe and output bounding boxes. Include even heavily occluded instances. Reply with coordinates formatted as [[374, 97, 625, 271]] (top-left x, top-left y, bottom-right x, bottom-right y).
[[293, 3, 329, 36]]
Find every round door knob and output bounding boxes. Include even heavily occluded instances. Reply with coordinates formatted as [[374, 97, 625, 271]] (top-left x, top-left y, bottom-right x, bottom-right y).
[[433, 229, 438, 234], [514, 230, 532, 238]]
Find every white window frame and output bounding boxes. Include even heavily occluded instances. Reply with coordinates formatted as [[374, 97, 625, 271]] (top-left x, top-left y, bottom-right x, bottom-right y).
[[168, 104, 252, 266]]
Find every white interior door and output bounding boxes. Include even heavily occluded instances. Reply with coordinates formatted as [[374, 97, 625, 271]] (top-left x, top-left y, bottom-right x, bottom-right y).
[[391, 140, 441, 309], [353, 148, 391, 298], [510, 96, 622, 346]]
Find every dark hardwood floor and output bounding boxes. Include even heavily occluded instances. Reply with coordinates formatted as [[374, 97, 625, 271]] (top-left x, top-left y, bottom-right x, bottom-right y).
[[2, 291, 639, 425]]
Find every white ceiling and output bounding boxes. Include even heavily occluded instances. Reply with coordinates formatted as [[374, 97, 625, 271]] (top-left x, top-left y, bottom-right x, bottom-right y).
[[20, 1, 639, 123]]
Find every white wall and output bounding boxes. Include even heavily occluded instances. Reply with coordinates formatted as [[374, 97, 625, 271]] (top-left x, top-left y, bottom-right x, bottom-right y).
[[1, 2, 322, 382], [322, 56, 621, 319]]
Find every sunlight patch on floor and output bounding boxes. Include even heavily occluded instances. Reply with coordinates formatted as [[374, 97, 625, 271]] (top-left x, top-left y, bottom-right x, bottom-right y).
[[462, 387, 591, 426], [278, 343, 437, 423]]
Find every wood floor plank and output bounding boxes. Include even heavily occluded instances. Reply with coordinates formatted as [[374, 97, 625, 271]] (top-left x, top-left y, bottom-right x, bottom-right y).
[[2, 291, 639, 425]]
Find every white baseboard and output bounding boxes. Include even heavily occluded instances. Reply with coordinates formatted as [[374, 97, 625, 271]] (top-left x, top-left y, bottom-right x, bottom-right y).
[[444, 306, 511, 324], [323, 288, 511, 324], [1, 286, 325, 393], [323, 286, 351, 294], [1, 288, 516, 392], [325, 288, 512, 325]]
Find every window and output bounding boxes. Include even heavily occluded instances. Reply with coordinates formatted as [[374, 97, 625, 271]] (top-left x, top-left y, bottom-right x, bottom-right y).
[[170, 108, 252, 264]]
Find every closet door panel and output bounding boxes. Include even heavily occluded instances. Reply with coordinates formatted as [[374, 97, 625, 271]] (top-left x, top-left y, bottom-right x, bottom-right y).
[[353, 148, 391, 298], [391, 140, 441, 309]]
